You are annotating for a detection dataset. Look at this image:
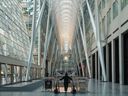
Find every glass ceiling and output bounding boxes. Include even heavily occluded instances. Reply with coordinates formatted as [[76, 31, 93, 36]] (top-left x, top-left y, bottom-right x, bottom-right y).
[[52, 0, 81, 53]]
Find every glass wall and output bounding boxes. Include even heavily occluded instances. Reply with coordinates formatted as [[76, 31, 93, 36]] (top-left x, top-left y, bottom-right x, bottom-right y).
[[0, 0, 30, 62]]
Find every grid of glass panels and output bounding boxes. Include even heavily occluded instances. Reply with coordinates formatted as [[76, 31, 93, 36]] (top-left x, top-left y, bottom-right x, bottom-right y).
[[0, 0, 30, 62]]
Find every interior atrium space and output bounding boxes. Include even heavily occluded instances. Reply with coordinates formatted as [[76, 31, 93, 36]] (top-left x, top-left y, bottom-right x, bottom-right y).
[[0, 0, 128, 96]]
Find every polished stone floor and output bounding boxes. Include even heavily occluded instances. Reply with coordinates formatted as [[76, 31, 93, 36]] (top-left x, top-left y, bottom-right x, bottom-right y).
[[0, 79, 128, 96]]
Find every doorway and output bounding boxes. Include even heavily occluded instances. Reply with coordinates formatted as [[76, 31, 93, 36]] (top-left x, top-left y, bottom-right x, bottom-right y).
[[123, 31, 128, 84], [108, 42, 112, 82], [114, 38, 119, 83], [103, 46, 106, 75], [96, 52, 98, 80], [92, 54, 95, 79]]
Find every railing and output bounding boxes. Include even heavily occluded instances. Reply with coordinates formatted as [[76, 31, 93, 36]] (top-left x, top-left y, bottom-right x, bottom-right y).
[[42, 76, 88, 93]]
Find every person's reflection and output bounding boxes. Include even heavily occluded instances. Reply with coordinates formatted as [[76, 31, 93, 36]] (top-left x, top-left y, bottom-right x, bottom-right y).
[[72, 94, 76, 96], [53, 93, 76, 96], [54, 94, 58, 96]]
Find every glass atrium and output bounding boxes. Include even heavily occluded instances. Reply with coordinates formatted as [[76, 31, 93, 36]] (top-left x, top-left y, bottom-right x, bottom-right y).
[[0, 0, 128, 96]]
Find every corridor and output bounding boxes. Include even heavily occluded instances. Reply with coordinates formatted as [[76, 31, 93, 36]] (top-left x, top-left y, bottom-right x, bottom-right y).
[[0, 0, 128, 95]]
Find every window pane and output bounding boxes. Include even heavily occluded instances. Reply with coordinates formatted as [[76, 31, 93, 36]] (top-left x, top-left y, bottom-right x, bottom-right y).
[[121, 0, 128, 10], [98, 2, 101, 17], [102, 0, 106, 9], [113, 1, 118, 19], [107, 9, 111, 32]]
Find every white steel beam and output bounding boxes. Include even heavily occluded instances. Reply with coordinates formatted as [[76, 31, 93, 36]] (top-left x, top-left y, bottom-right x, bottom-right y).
[[42, 6, 52, 70], [52, 46, 58, 75], [85, 0, 106, 81], [72, 47, 80, 75], [25, 0, 37, 81], [78, 16, 91, 78], [37, 0, 46, 66], [76, 39, 85, 76], [49, 39, 56, 75], [74, 44, 81, 76], [35, 0, 46, 31]]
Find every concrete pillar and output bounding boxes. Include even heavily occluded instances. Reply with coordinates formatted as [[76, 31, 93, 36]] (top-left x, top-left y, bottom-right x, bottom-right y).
[[39, 68, 41, 78], [20, 66, 22, 82], [119, 34, 124, 84], [90, 55, 93, 78], [112, 40, 115, 83], [95, 52, 98, 79], [106, 44, 109, 81], [98, 54, 101, 80], [11, 65, 14, 83], [0, 64, 1, 84]]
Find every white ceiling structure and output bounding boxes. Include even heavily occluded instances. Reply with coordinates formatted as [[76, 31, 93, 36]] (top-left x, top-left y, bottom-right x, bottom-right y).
[[26, 0, 107, 81], [52, 0, 80, 53]]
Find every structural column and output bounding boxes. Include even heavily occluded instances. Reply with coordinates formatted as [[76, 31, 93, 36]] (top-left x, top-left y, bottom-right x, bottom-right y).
[[20, 66, 22, 82], [11, 65, 14, 83], [86, 0, 106, 81], [112, 40, 115, 83], [26, 0, 37, 81], [95, 52, 98, 79], [0, 64, 1, 84], [106, 44, 109, 81], [77, 40, 85, 77], [74, 46, 80, 76], [119, 34, 124, 84], [90, 55, 93, 78], [98, 54, 100, 80]]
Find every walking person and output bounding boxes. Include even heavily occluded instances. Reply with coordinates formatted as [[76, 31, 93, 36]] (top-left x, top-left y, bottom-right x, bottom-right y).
[[60, 72, 72, 93]]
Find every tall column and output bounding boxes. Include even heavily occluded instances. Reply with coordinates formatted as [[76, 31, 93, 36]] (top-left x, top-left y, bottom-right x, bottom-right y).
[[74, 46, 81, 76], [106, 44, 109, 81], [0, 64, 1, 84], [95, 52, 98, 79], [119, 34, 124, 84], [38, 22, 41, 66], [20, 66, 22, 82], [112, 40, 115, 83], [77, 40, 85, 77], [49, 40, 56, 76], [26, 0, 37, 81], [86, 0, 106, 81], [98, 54, 100, 80], [90, 55, 93, 78], [11, 65, 14, 83], [78, 7, 91, 78]]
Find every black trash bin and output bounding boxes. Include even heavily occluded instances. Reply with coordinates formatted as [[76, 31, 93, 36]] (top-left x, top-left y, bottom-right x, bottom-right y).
[[45, 79, 52, 90]]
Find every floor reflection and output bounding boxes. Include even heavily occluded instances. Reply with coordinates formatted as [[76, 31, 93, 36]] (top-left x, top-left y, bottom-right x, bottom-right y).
[[0, 79, 128, 96]]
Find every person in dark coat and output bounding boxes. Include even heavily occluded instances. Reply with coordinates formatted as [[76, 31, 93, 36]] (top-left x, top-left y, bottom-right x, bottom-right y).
[[60, 72, 72, 92]]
